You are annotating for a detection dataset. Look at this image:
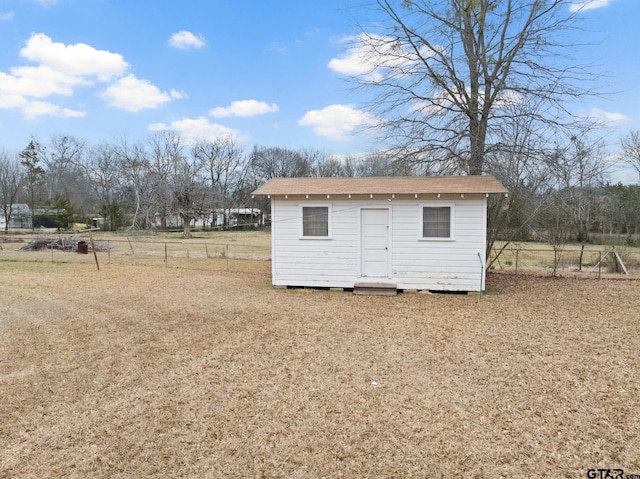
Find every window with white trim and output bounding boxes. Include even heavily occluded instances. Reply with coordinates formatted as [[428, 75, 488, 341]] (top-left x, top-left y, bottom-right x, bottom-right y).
[[422, 205, 452, 239], [302, 206, 329, 237]]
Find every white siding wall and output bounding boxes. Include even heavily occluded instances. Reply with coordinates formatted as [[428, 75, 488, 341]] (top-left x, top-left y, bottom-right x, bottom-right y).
[[271, 198, 360, 287], [390, 199, 486, 291], [271, 196, 487, 291]]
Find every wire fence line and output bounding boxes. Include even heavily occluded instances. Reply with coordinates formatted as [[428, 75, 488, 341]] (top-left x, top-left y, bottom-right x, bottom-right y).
[[489, 246, 640, 278], [0, 235, 272, 274], [2, 234, 640, 279]]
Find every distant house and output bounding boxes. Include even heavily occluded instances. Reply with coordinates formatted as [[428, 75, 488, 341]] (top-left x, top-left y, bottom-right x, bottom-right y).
[[0, 203, 33, 229], [212, 208, 263, 228], [153, 208, 262, 230], [252, 176, 508, 292]]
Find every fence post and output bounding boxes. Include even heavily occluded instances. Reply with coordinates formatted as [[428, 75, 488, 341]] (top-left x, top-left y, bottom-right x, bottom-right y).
[[579, 244, 585, 271], [226, 244, 229, 271], [165, 243, 168, 266], [89, 233, 100, 271], [515, 249, 519, 276], [598, 251, 602, 279]]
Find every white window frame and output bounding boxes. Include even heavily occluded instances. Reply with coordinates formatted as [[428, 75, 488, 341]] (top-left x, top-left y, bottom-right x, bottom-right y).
[[419, 202, 455, 241], [300, 204, 332, 239]]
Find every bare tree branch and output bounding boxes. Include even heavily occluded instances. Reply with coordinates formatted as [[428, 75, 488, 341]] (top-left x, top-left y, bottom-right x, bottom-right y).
[[346, 0, 599, 174]]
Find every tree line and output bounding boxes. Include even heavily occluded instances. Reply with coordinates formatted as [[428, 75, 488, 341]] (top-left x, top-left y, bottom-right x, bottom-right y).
[[1, 129, 639, 247], [0, 131, 440, 237]]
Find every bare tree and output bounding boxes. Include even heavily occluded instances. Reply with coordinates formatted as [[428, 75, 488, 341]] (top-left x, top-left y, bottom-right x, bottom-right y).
[[146, 131, 208, 237], [544, 131, 609, 243], [193, 137, 247, 227], [535, 196, 572, 276], [0, 151, 25, 232], [620, 130, 640, 183], [314, 150, 433, 178], [484, 102, 558, 262], [347, 0, 597, 174], [84, 143, 121, 205], [147, 132, 184, 230], [600, 184, 640, 238], [315, 156, 349, 177], [114, 138, 153, 230], [171, 147, 207, 238], [248, 146, 315, 183], [82, 143, 124, 230], [42, 135, 85, 201]]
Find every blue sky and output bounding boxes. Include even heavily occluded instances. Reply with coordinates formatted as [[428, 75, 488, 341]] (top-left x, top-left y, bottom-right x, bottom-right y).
[[0, 0, 638, 181]]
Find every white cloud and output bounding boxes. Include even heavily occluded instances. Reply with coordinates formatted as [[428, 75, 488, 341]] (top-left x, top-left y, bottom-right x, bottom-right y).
[[0, 33, 128, 119], [587, 107, 629, 125], [16, 34, 182, 113], [299, 104, 379, 141], [2, 66, 87, 97], [328, 33, 435, 81], [569, 0, 610, 12], [20, 33, 128, 81], [170, 89, 188, 99], [0, 93, 28, 109], [148, 116, 240, 142], [210, 99, 279, 118], [168, 31, 206, 50], [0, 65, 88, 119], [0, 32, 182, 119], [100, 74, 176, 111], [328, 35, 378, 76], [0, 33, 128, 118], [21, 100, 85, 120], [0, 11, 15, 20]]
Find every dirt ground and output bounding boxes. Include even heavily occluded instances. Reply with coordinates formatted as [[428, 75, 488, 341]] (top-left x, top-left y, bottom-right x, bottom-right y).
[[1, 261, 639, 478]]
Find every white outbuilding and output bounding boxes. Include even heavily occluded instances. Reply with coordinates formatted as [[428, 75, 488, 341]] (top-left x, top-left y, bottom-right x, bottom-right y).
[[252, 176, 508, 293]]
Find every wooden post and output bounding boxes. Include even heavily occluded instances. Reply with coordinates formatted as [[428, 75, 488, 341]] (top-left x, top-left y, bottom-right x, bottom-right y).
[[613, 249, 629, 275], [515, 249, 519, 276], [226, 244, 229, 271], [598, 251, 602, 279], [164, 243, 168, 265], [89, 232, 100, 271]]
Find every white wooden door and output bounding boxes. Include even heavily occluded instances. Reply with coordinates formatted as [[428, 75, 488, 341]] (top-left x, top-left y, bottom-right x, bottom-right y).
[[360, 208, 389, 278]]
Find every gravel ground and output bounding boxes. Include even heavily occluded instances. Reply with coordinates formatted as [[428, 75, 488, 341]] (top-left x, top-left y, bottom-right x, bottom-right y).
[[1, 262, 639, 478]]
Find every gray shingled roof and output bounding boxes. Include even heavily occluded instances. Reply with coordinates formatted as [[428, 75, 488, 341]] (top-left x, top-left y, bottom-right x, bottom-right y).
[[252, 175, 508, 196]]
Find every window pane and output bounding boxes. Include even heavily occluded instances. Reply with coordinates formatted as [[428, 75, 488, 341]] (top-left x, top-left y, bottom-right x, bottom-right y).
[[423, 207, 450, 238], [303, 207, 328, 236]]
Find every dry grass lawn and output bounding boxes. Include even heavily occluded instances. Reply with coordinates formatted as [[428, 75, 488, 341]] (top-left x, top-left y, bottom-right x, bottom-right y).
[[1, 261, 639, 478]]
